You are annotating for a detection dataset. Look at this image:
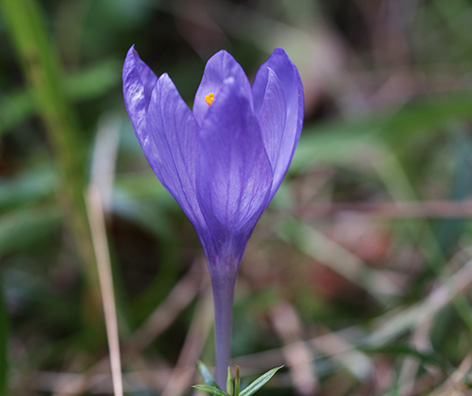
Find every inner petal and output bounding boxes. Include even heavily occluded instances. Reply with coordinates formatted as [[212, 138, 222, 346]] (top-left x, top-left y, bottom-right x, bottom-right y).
[[193, 50, 252, 125]]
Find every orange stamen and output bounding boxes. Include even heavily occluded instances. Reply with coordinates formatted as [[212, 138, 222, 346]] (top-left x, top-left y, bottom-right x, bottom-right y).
[[204, 92, 215, 106]]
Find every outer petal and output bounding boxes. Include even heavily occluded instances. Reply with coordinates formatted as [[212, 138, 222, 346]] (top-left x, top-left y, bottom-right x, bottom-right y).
[[193, 50, 253, 125], [196, 78, 273, 266], [143, 73, 206, 229], [123, 45, 158, 138], [252, 48, 304, 199], [123, 47, 214, 257], [255, 69, 286, 179]]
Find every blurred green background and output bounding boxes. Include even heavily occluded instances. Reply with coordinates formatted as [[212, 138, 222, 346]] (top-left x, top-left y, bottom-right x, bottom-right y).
[[2, 0, 472, 395]]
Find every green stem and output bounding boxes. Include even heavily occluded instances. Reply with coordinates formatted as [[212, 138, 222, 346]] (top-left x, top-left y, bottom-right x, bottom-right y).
[[1, 0, 101, 321]]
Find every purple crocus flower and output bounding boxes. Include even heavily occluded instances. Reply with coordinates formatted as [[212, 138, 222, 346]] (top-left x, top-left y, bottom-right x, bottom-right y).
[[123, 46, 304, 387]]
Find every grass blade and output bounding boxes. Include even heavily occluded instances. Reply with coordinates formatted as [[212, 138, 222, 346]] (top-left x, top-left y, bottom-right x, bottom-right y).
[[197, 361, 219, 388], [239, 366, 283, 396], [193, 384, 231, 396]]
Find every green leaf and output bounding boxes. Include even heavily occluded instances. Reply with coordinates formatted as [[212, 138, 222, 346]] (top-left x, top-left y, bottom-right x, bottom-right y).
[[193, 384, 231, 396], [360, 344, 450, 371], [0, 59, 120, 138], [0, 165, 57, 210], [226, 367, 233, 395], [290, 92, 472, 173], [0, 206, 61, 256], [239, 366, 283, 396], [197, 361, 219, 388]]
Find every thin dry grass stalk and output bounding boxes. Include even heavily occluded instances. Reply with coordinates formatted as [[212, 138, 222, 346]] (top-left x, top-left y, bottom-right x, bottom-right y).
[[86, 186, 123, 396]]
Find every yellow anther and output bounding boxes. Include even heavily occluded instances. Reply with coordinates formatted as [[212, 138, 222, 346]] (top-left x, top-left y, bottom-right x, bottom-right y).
[[204, 92, 215, 106]]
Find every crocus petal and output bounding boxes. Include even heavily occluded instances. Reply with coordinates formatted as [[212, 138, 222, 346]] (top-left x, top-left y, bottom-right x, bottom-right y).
[[122, 45, 158, 138], [252, 48, 304, 198], [143, 73, 206, 229], [255, 69, 286, 187], [196, 77, 273, 266], [193, 50, 253, 125]]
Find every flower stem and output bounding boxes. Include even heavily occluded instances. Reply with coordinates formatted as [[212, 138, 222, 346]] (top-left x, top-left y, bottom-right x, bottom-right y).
[[211, 273, 237, 389]]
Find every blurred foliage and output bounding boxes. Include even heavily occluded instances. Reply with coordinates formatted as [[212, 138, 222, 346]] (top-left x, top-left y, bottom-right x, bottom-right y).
[[1, 0, 472, 395]]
